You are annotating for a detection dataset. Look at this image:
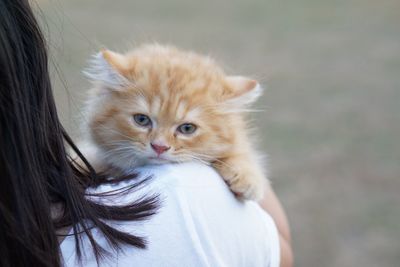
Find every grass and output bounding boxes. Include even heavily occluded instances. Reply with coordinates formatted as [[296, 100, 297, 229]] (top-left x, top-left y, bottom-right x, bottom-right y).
[[38, 0, 400, 266]]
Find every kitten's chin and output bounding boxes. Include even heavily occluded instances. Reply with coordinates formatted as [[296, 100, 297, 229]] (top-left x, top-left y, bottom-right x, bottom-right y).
[[146, 157, 173, 165], [102, 152, 180, 169]]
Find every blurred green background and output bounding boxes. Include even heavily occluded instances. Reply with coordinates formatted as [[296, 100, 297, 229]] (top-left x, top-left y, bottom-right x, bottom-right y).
[[37, 0, 400, 266]]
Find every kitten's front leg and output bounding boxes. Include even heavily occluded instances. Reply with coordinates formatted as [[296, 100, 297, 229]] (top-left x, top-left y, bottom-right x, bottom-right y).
[[213, 155, 267, 201]]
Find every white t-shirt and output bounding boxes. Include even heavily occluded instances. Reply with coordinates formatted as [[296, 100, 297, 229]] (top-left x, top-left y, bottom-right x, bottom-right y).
[[60, 162, 280, 267]]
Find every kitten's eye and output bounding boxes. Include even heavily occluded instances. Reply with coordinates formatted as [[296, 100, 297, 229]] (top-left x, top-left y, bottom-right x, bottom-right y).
[[133, 114, 152, 127], [177, 123, 197, 135]]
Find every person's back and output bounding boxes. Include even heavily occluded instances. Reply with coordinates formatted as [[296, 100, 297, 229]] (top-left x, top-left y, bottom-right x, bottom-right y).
[[61, 162, 280, 267]]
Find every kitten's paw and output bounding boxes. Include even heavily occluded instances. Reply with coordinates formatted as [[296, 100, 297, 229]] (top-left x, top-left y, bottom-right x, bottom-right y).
[[228, 173, 266, 201], [216, 164, 266, 201]]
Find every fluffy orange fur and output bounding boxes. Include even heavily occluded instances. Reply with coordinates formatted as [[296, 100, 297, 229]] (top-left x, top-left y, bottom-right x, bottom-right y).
[[82, 44, 267, 200]]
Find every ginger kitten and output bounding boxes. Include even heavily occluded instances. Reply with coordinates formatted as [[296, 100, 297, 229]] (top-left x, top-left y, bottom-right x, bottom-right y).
[[82, 44, 267, 201]]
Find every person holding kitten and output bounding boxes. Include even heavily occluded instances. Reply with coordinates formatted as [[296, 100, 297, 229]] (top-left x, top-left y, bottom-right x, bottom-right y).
[[0, 0, 293, 266]]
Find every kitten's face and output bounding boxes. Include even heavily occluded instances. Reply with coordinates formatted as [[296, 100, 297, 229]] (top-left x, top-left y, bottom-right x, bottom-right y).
[[86, 44, 261, 169]]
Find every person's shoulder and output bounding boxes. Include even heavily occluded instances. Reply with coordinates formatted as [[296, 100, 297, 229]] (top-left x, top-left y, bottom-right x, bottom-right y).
[[139, 162, 222, 187], [141, 162, 238, 204], [140, 162, 281, 267], [88, 162, 226, 206], [141, 162, 277, 235]]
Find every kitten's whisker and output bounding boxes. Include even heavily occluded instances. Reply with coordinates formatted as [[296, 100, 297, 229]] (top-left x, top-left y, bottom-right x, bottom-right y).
[[102, 148, 132, 156], [176, 152, 214, 166], [103, 147, 141, 157], [100, 147, 138, 159], [102, 150, 132, 159], [185, 151, 215, 161], [102, 150, 141, 167], [105, 140, 145, 148], [182, 155, 210, 166], [174, 152, 208, 161], [92, 124, 143, 144]]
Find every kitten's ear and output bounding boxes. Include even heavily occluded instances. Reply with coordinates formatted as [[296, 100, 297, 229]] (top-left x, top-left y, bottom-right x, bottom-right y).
[[224, 76, 262, 106], [84, 49, 130, 90]]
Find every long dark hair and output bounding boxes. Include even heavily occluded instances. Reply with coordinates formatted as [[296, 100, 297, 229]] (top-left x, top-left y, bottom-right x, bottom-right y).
[[0, 0, 158, 266]]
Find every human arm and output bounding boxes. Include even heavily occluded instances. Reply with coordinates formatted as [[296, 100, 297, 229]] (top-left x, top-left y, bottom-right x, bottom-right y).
[[259, 184, 294, 267]]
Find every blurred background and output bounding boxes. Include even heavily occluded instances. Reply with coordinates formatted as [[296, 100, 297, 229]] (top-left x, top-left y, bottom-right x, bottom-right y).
[[36, 0, 399, 266]]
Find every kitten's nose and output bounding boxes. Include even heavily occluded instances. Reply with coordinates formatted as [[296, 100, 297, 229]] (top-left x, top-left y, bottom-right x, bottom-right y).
[[151, 143, 170, 156]]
